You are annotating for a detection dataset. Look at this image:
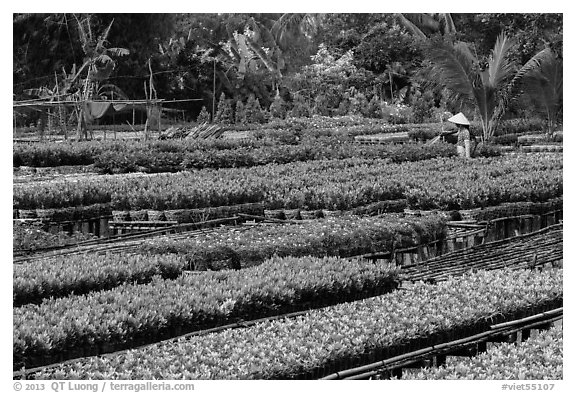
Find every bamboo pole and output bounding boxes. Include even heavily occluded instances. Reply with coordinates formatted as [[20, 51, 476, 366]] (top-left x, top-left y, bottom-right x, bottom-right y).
[[212, 58, 216, 122], [490, 308, 563, 330]]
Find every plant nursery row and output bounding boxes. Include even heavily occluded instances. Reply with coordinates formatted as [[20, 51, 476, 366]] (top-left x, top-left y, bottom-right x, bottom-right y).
[[138, 215, 446, 270], [13, 253, 187, 306], [13, 116, 547, 169], [23, 268, 562, 379], [14, 214, 440, 304], [14, 155, 562, 212], [14, 255, 399, 369]]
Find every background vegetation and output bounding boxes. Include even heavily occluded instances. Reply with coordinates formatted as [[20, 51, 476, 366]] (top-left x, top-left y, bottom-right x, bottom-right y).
[[13, 13, 562, 131]]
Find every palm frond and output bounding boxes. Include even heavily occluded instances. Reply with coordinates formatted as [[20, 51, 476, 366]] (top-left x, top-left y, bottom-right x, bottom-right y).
[[453, 41, 476, 62], [441, 13, 457, 35], [271, 13, 320, 44], [487, 33, 516, 89], [426, 40, 475, 98], [499, 47, 554, 115], [271, 13, 299, 43], [419, 14, 440, 32], [395, 13, 427, 40], [521, 53, 563, 130], [509, 48, 553, 89]]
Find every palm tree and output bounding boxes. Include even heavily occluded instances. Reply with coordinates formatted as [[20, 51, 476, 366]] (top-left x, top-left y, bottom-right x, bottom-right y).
[[271, 13, 323, 45], [425, 33, 552, 141], [396, 13, 456, 40], [520, 52, 562, 135]]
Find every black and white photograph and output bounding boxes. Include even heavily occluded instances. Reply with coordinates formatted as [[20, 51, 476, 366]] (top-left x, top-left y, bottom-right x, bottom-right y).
[[9, 6, 568, 391]]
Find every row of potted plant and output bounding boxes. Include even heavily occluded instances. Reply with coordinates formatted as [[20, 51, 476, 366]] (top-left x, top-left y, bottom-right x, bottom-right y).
[[138, 215, 447, 270], [13, 253, 187, 307], [13, 221, 96, 253], [14, 155, 562, 212], [91, 140, 457, 174], [14, 255, 400, 369], [402, 324, 562, 380], [25, 268, 562, 379]]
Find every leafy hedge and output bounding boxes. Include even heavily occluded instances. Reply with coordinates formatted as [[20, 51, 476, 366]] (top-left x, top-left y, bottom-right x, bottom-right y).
[[26, 268, 562, 379], [13, 253, 187, 306], [138, 215, 447, 270], [402, 324, 563, 380], [13, 142, 101, 167], [86, 140, 457, 174], [14, 155, 563, 211], [13, 139, 272, 169], [14, 256, 399, 369]]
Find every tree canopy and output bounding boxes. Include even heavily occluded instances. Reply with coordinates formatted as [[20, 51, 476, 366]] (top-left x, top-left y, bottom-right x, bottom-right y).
[[13, 13, 562, 125]]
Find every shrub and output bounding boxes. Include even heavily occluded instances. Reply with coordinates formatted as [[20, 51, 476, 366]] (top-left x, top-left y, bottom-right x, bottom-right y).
[[245, 95, 265, 124], [214, 93, 234, 125], [235, 100, 247, 124], [472, 143, 502, 158], [269, 92, 287, 119]]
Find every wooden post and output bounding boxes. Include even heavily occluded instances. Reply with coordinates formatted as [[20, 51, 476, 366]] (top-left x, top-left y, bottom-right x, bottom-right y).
[[158, 104, 162, 136], [99, 217, 109, 238], [55, 72, 68, 140], [521, 328, 531, 342], [421, 245, 429, 261], [477, 341, 487, 354]]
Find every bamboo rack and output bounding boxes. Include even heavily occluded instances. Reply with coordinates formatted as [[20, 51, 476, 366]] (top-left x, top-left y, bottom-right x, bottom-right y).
[[322, 308, 563, 380]]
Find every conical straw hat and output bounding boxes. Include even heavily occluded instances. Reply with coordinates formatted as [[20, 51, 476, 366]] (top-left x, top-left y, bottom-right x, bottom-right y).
[[447, 112, 470, 126]]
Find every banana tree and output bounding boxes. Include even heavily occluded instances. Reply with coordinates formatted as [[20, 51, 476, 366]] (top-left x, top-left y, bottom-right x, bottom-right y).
[[426, 33, 552, 141], [72, 15, 129, 139]]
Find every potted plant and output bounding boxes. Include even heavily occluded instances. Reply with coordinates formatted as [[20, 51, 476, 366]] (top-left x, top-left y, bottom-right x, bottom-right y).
[[111, 192, 131, 222], [129, 193, 148, 221], [147, 193, 167, 221]]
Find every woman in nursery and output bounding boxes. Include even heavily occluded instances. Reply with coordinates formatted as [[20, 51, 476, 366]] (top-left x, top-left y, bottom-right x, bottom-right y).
[[446, 112, 471, 158]]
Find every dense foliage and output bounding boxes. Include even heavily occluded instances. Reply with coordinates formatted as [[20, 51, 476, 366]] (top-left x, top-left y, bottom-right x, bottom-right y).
[[26, 268, 562, 379], [14, 13, 561, 129], [14, 154, 563, 211]]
